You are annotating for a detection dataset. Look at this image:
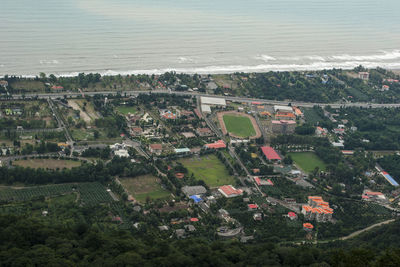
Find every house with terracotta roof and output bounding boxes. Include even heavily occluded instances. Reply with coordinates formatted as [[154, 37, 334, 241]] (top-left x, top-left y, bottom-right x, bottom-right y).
[[275, 111, 296, 121], [316, 126, 328, 136], [218, 185, 243, 198], [248, 204, 258, 210], [51, 85, 64, 91], [204, 140, 226, 149], [130, 127, 143, 136], [149, 143, 163, 155], [261, 146, 281, 162], [303, 223, 314, 231], [254, 177, 274, 186], [293, 107, 303, 118]]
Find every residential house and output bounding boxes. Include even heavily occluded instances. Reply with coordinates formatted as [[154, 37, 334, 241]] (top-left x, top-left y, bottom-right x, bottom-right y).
[[149, 144, 163, 155]]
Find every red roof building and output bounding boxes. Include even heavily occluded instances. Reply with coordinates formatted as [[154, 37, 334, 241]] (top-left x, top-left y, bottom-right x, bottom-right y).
[[261, 146, 281, 161], [218, 185, 243, 198], [303, 223, 314, 231], [204, 140, 226, 149], [288, 212, 297, 220], [248, 204, 258, 209], [190, 218, 199, 222]]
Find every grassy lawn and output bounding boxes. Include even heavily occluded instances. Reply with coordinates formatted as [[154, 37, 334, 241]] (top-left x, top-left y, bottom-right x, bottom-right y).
[[119, 175, 170, 203], [13, 159, 81, 169], [179, 154, 235, 187], [116, 106, 137, 115], [288, 152, 326, 173], [223, 114, 256, 138]]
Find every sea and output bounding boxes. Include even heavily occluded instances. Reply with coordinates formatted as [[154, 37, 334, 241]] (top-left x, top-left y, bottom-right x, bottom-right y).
[[1, 0, 400, 77]]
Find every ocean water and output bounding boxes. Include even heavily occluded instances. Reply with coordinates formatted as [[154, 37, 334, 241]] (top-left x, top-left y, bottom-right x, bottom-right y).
[[1, 0, 400, 76]]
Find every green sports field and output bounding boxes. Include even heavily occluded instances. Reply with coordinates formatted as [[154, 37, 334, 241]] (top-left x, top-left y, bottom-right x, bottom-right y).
[[288, 152, 326, 173], [116, 106, 137, 115], [223, 114, 256, 138], [119, 175, 170, 203], [179, 154, 235, 187]]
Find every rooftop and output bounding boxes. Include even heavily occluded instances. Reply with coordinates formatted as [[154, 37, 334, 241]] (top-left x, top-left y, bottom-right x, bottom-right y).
[[261, 146, 281, 160]]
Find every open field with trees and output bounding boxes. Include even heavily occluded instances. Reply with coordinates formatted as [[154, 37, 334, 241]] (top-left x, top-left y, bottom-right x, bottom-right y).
[[119, 175, 170, 203], [179, 154, 235, 187], [116, 105, 138, 115], [13, 159, 81, 169], [288, 152, 327, 173]]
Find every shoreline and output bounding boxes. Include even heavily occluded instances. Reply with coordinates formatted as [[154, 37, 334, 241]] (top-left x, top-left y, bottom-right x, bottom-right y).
[[2, 64, 400, 79]]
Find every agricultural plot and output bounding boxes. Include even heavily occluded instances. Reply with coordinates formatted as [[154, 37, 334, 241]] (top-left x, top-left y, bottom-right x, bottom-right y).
[[0, 182, 113, 205], [78, 183, 114, 205], [0, 184, 75, 203], [179, 154, 235, 187], [13, 159, 81, 169], [288, 152, 326, 173], [119, 175, 170, 203]]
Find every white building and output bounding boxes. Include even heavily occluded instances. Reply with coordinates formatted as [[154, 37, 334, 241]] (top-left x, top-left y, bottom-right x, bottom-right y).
[[273, 105, 293, 113], [201, 96, 226, 106]]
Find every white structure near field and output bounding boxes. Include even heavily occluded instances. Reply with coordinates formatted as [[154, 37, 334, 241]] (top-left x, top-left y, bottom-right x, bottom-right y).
[[200, 96, 226, 106]]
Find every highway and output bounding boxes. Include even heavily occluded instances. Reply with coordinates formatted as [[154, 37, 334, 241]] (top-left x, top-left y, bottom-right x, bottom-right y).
[[6, 89, 400, 108]]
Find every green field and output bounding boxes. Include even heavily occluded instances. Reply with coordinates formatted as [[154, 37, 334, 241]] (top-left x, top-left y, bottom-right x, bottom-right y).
[[119, 175, 170, 203], [288, 152, 326, 173], [303, 108, 324, 125], [179, 154, 235, 187], [13, 159, 81, 169], [116, 106, 138, 115], [223, 114, 256, 137]]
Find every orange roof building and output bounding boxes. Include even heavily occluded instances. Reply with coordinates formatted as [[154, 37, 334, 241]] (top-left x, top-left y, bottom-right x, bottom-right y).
[[302, 196, 333, 222], [303, 223, 314, 231], [218, 185, 243, 198], [204, 140, 226, 149]]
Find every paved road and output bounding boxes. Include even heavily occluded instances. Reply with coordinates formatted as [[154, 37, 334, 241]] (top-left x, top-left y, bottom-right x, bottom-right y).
[[7, 89, 400, 108]]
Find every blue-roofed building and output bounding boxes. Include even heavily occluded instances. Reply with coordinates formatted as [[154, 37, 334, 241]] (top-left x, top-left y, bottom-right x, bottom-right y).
[[382, 171, 399, 187], [190, 195, 203, 203]]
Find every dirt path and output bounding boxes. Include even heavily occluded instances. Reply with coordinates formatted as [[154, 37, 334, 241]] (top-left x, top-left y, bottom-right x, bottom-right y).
[[217, 111, 261, 139], [339, 219, 395, 241], [68, 100, 91, 123]]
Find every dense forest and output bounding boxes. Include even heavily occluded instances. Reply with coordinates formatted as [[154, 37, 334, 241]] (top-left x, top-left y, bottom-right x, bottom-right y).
[[0, 214, 399, 266]]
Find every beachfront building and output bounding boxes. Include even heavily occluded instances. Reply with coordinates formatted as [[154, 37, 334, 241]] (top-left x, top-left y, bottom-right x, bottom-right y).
[[358, 72, 370, 80]]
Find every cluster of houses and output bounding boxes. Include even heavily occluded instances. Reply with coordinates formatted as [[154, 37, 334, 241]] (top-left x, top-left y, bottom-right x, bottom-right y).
[[270, 105, 303, 134], [301, 196, 333, 222]]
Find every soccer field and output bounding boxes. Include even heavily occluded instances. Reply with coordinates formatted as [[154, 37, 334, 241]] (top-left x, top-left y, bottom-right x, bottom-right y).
[[179, 154, 235, 188], [223, 114, 256, 138], [288, 152, 326, 173]]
